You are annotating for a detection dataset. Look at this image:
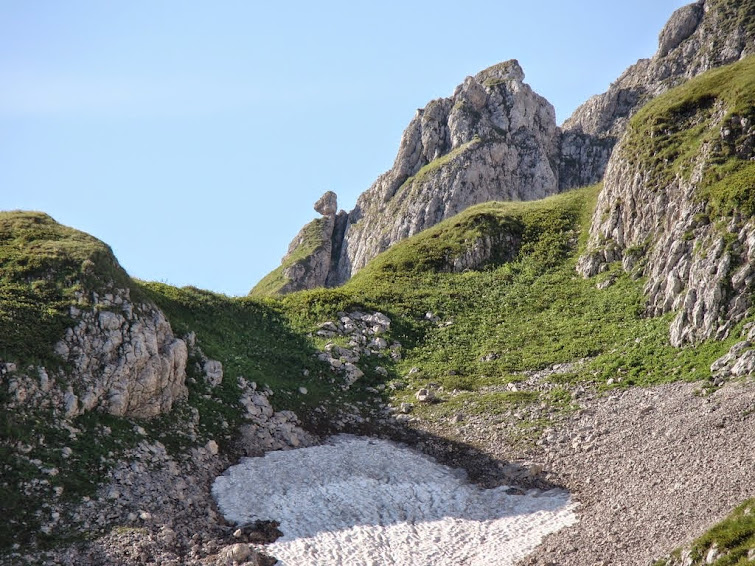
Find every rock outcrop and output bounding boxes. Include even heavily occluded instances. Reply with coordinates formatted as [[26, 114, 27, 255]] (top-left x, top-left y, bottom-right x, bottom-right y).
[[560, 0, 755, 188], [250, 190, 348, 295], [53, 288, 188, 417], [5, 288, 189, 419], [329, 60, 561, 285], [578, 56, 755, 346], [255, 60, 562, 293], [261, 1, 755, 294]]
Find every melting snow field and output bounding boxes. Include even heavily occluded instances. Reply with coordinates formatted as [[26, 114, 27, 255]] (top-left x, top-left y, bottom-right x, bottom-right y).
[[212, 435, 577, 565]]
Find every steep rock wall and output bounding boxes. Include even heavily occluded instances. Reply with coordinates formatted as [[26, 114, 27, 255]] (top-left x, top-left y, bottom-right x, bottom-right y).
[[577, 59, 755, 346], [331, 60, 560, 285]]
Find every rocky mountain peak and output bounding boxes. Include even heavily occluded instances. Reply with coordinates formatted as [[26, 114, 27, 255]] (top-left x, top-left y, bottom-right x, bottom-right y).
[[559, 0, 754, 188], [472, 59, 525, 84], [252, 58, 561, 295], [255, 0, 755, 296], [657, 1, 705, 58]]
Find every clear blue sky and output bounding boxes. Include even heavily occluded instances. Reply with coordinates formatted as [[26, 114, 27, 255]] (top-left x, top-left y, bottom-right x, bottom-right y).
[[1, 0, 690, 296]]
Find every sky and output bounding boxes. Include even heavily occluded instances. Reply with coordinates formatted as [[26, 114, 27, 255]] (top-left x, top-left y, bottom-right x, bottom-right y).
[[1, 0, 691, 296]]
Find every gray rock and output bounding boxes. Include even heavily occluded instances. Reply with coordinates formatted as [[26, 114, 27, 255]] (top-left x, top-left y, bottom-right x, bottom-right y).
[[415, 388, 436, 403], [578, 85, 755, 346], [314, 190, 338, 216], [218, 543, 251, 563], [658, 3, 704, 58], [203, 360, 223, 387], [267, 60, 561, 291], [53, 290, 188, 418]]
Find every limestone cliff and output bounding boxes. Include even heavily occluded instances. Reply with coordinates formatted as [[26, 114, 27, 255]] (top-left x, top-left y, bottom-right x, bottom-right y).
[[578, 56, 755, 347], [255, 60, 562, 293], [560, 0, 755, 189], [260, 1, 754, 295], [53, 288, 188, 418]]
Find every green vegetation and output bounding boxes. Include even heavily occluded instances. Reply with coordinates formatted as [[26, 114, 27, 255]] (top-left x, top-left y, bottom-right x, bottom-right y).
[[0, 211, 135, 366], [250, 217, 328, 296], [624, 56, 755, 216], [2, 55, 754, 558], [279, 184, 739, 424], [708, 0, 755, 41], [655, 499, 755, 566]]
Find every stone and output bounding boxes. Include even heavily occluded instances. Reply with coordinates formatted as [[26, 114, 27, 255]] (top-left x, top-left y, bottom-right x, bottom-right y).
[[52, 289, 188, 418], [705, 544, 719, 564], [218, 543, 251, 563], [314, 191, 338, 216], [415, 388, 436, 403], [203, 360, 223, 387], [205, 440, 219, 456], [657, 3, 704, 58]]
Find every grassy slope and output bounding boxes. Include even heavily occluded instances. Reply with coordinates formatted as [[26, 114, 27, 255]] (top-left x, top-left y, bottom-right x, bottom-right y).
[[280, 185, 741, 427], [655, 499, 755, 566], [0, 212, 145, 549], [623, 55, 755, 217], [250, 217, 327, 296], [0, 211, 134, 366]]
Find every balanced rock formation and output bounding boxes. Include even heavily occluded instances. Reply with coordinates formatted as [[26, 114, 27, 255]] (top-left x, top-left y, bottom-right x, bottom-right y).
[[251, 190, 348, 295], [560, 0, 755, 188]]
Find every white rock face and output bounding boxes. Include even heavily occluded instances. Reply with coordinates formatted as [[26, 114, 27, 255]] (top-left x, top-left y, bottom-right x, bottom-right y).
[[54, 288, 188, 418], [331, 60, 560, 285], [212, 435, 577, 566], [577, 100, 755, 346]]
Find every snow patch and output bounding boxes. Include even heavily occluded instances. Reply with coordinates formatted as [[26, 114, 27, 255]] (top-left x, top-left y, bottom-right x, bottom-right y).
[[212, 435, 577, 565]]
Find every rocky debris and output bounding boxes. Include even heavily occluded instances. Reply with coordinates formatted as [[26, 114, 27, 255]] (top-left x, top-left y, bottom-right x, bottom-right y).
[[517, 380, 755, 566], [312, 311, 401, 390], [578, 94, 755, 346], [237, 377, 318, 455], [215, 542, 276, 565], [11, 379, 316, 565], [710, 322, 755, 384], [232, 520, 283, 545], [560, 0, 754, 188]]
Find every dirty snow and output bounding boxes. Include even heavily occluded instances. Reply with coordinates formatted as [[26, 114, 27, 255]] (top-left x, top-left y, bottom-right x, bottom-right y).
[[212, 435, 577, 565]]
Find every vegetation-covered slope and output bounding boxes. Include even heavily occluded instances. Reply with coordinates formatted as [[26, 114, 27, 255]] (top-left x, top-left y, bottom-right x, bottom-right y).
[[0, 211, 133, 365]]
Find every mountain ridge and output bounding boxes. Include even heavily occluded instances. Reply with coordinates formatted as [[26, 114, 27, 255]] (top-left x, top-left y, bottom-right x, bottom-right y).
[[256, 0, 755, 296]]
